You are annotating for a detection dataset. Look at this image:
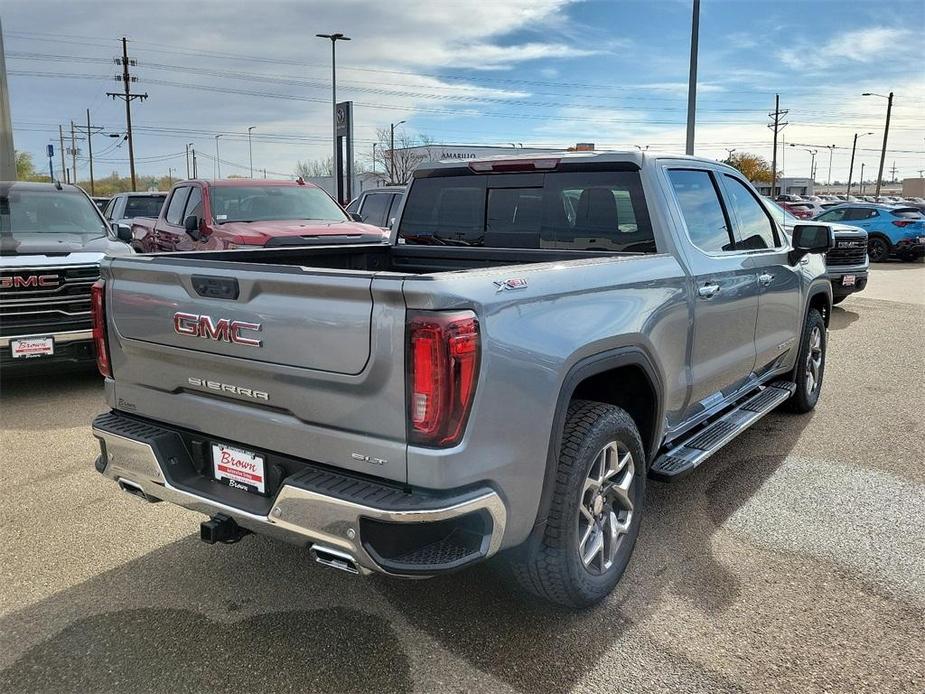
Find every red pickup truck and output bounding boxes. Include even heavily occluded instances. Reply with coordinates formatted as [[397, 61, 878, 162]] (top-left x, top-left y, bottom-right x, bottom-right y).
[[127, 179, 386, 252]]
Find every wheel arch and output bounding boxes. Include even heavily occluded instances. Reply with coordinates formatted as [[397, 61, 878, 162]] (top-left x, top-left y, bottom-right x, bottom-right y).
[[526, 347, 665, 545]]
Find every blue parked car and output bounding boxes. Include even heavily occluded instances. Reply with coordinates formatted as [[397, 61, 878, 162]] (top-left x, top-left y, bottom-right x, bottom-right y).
[[814, 204, 925, 262]]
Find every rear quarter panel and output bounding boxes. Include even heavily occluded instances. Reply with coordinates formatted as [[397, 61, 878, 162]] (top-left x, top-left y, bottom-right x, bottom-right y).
[[401, 253, 689, 546]]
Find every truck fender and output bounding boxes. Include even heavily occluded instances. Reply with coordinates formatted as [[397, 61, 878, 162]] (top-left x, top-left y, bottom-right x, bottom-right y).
[[525, 346, 665, 547]]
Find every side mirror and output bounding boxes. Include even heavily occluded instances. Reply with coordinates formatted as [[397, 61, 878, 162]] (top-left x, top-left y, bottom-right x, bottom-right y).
[[349, 212, 364, 223], [184, 215, 201, 239], [115, 223, 133, 243], [789, 224, 833, 264]]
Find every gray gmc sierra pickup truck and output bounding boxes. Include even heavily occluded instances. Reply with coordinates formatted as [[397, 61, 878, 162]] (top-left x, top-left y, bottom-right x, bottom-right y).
[[91, 152, 834, 607]]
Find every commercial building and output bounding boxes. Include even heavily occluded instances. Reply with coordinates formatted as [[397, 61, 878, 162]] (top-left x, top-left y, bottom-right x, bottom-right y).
[[752, 177, 815, 197], [901, 177, 925, 198]]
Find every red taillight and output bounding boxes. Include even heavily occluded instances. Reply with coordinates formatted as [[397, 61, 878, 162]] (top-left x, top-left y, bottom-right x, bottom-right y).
[[408, 311, 480, 447], [892, 220, 914, 227], [90, 279, 111, 377]]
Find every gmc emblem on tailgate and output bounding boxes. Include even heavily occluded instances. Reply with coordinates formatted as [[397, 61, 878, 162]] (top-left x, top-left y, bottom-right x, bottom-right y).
[[0, 274, 59, 288], [173, 312, 262, 347]]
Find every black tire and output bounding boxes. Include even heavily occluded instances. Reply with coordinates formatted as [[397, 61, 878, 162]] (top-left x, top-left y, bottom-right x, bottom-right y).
[[867, 236, 890, 263], [832, 296, 846, 305], [508, 400, 646, 608], [785, 308, 826, 413]]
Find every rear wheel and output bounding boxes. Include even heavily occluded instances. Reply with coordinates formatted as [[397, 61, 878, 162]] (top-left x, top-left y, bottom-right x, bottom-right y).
[[867, 236, 890, 263], [508, 400, 645, 608], [785, 309, 826, 413]]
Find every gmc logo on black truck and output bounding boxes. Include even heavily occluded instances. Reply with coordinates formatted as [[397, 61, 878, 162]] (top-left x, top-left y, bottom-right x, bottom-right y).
[[0, 274, 60, 289], [173, 312, 262, 347]]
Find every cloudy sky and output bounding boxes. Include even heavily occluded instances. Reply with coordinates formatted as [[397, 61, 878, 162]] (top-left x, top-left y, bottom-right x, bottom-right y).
[[5, 0, 924, 183]]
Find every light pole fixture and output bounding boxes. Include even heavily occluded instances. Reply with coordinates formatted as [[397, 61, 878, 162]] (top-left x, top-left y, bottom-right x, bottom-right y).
[[389, 120, 406, 185], [214, 134, 223, 179], [316, 33, 351, 199], [846, 131, 874, 196], [724, 148, 736, 161], [790, 145, 817, 181], [862, 91, 893, 198], [247, 126, 256, 178]]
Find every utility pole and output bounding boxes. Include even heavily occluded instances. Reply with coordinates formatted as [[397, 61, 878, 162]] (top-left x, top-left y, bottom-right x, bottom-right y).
[[168, 167, 174, 186], [191, 148, 197, 178], [685, 0, 700, 155], [0, 17, 15, 180], [248, 126, 255, 177], [767, 94, 788, 198], [58, 125, 66, 182], [825, 144, 835, 185], [390, 120, 405, 185], [372, 142, 377, 174], [889, 161, 897, 184], [862, 91, 893, 199], [860, 162, 866, 195], [214, 134, 222, 179], [73, 109, 104, 194], [107, 37, 148, 191], [846, 131, 873, 196], [69, 121, 79, 185]]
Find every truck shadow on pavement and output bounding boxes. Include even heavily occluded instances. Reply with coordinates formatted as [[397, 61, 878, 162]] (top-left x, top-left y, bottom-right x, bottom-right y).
[[828, 306, 859, 331], [0, 413, 809, 694]]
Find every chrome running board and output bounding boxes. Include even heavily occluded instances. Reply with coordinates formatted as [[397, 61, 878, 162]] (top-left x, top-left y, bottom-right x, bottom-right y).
[[649, 381, 795, 482]]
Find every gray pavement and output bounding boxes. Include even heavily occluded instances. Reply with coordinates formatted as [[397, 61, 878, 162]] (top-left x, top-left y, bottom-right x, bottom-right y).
[[1, 264, 923, 693]]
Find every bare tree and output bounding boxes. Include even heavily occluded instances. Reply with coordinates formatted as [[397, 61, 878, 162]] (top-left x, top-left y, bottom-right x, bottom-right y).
[[295, 157, 334, 178], [373, 128, 437, 184]]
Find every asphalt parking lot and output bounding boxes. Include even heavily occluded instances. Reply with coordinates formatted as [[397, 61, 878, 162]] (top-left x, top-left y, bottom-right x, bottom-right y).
[[1, 264, 923, 694]]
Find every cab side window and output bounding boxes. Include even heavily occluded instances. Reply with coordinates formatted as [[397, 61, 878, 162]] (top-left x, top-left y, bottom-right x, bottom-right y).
[[668, 169, 734, 253], [723, 176, 779, 250], [183, 186, 203, 222], [360, 193, 391, 227], [164, 188, 191, 226]]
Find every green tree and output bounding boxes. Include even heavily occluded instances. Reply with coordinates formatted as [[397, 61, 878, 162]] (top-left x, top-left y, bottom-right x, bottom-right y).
[[15, 151, 45, 181]]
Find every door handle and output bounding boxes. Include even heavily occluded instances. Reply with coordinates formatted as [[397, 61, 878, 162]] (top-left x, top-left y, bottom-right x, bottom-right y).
[[758, 273, 774, 286], [698, 283, 720, 299]]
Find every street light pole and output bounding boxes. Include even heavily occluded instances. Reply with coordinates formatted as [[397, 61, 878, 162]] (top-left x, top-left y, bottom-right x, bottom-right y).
[[860, 162, 866, 195], [685, 0, 700, 155], [247, 126, 255, 178], [862, 92, 893, 199], [390, 120, 406, 185], [185, 143, 193, 178], [846, 132, 874, 196], [825, 144, 835, 185], [316, 33, 351, 200], [372, 143, 377, 174], [214, 134, 223, 180]]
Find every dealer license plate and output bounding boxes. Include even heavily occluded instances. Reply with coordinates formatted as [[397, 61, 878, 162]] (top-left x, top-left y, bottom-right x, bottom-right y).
[[10, 336, 54, 359], [841, 275, 856, 287], [212, 443, 266, 494]]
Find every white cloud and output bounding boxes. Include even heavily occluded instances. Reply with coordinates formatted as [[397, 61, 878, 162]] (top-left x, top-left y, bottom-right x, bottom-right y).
[[778, 27, 915, 71]]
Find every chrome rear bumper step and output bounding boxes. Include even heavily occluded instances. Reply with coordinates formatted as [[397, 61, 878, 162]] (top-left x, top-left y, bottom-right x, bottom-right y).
[[649, 381, 795, 482]]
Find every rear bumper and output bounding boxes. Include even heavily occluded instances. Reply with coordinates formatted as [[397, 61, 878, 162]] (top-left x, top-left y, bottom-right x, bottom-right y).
[[894, 238, 925, 257], [92, 411, 506, 577]]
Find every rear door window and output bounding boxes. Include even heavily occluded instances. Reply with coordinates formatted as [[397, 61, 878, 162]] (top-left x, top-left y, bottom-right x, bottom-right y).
[[667, 169, 734, 253], [359, 193, 391, 227], [123, 195, 166, 219], [398, 169, 654, 252], [164, 188, 191, 226], [843, 208, 877, 221]]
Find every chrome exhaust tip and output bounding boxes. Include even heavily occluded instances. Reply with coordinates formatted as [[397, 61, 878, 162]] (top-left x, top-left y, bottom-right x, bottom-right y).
[[117, 478, 159, 503], [310, 545, 359, 574]]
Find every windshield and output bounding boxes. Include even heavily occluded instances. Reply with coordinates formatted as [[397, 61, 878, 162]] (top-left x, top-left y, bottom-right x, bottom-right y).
[[210, 185, 347, 223], [0, 188, 107, 238], [123, 195, 166, 218]]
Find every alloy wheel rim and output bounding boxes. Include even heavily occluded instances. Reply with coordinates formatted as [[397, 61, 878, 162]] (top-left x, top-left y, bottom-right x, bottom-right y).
[[577, 441, 635, 575], [805, 325, 823, 394]]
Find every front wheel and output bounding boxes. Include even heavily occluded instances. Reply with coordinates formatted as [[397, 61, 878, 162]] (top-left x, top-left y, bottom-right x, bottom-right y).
[[508, 400, 645, 608], [867, 236, 890, 263], [785, 309, 826, 413]]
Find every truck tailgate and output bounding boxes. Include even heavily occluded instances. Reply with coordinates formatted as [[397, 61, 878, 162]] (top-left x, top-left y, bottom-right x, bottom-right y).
[[104, 257, 408, 482]]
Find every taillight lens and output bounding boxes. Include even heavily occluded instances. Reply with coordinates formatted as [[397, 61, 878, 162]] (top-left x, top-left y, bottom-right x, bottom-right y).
[[408, 311, 480, 447], [90, 279, 111, 377], [892, 220, 913, 227]]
